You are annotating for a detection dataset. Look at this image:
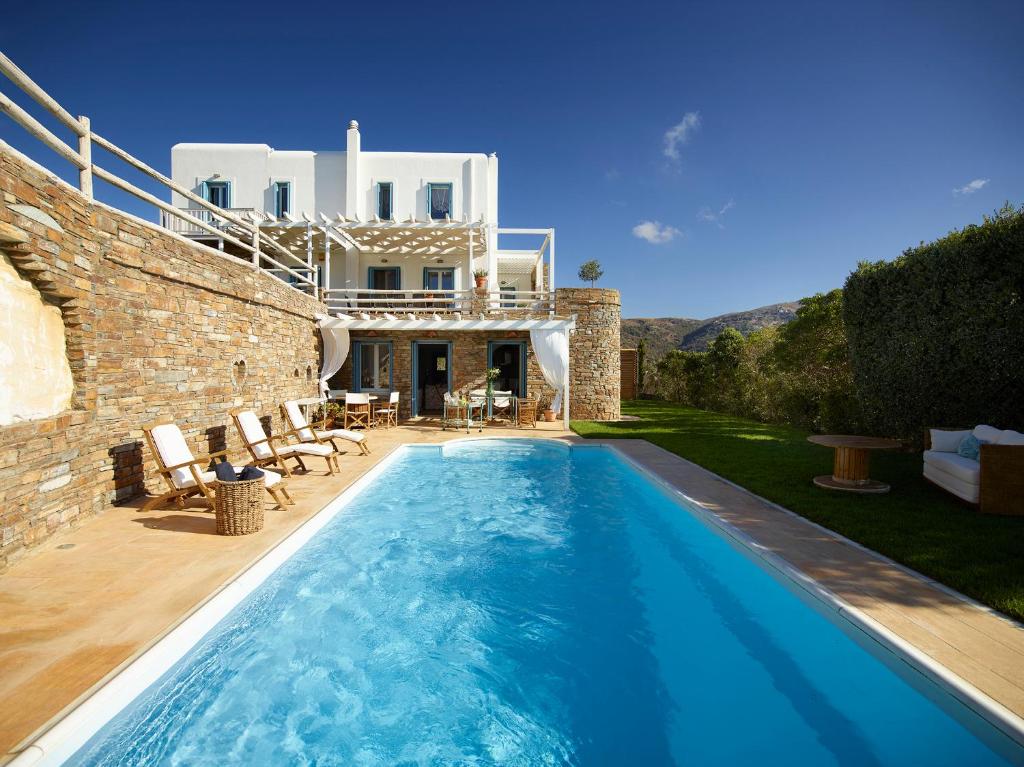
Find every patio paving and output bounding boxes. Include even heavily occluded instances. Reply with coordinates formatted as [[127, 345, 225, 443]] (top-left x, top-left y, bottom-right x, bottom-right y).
[[1, 428, 1022, 762]]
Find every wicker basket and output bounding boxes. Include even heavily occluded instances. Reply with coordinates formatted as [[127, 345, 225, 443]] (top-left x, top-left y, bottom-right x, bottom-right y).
[[212, 477, 265, 536]]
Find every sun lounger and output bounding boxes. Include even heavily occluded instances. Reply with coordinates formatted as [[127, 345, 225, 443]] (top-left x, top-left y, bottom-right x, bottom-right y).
[[142, 416, 292, 511], [282, 400, 371, 455], [231, 407, 339, 476]]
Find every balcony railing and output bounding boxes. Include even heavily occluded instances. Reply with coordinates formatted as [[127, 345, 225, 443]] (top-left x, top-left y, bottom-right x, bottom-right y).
[[159, 207, 258, 236], [323, 288, 554, 317]]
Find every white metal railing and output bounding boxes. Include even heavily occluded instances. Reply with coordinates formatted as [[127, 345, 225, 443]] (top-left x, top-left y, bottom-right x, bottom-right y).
[[160, 207, 257, 236], [323, 288, 554, 317], [0, 51, 318, 296]]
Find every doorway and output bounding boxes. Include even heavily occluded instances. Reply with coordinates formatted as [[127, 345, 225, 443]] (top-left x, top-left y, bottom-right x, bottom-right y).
[[487, 341, 526, 397], [412, 341, 451, 416]]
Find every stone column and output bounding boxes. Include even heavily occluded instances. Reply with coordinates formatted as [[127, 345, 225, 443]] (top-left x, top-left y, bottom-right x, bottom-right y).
[[555, 288, 621, 421]]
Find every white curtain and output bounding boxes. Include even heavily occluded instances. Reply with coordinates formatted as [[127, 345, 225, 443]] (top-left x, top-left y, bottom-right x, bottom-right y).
[[530, 327, 569, 413], [318, 324, 350, 394]]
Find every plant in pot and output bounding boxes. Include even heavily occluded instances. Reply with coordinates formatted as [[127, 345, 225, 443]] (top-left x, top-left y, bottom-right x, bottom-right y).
[[542, 400, 557, 422], [473, 268, 488, 289], [314, 402, 343, 428]]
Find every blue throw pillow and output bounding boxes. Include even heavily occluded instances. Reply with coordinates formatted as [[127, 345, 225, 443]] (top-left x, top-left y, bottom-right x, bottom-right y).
[[957, 434, 986, 461]]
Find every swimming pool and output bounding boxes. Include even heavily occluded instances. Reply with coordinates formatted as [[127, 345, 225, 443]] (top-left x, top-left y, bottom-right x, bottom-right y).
[[42, 441, 1024, 764]]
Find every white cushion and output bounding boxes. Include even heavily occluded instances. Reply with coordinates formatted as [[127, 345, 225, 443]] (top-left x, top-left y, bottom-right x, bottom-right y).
[[998, 429, 1024, 446], [317, 428, 365, 443], [345, 392, 370, 405], [973, 425, 1004, 444], [150, 423, 197, 489], [929, 429, 971, 453], [178, 466, 282, 490], [283, 400, 316, 442], [924, 463, 980, 503], [923, 450, 981, 485], [237, 411, 273, 459]]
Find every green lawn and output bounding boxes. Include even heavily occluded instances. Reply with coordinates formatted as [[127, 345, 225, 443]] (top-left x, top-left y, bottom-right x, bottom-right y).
[[572, 400, 1024, 622]]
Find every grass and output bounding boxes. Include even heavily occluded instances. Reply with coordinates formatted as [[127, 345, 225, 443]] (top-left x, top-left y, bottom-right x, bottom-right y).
[[572, 400, 1024, 622]]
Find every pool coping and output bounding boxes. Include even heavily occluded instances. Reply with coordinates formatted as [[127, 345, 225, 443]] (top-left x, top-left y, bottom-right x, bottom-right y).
[[10, 437, 1024, 764]]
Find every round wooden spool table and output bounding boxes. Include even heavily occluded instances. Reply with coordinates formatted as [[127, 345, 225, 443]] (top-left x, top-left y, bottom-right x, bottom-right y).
[[807, 435, 901, 494]]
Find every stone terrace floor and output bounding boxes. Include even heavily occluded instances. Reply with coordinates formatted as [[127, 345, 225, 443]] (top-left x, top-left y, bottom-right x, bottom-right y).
[[2, 425, 1023, 762]]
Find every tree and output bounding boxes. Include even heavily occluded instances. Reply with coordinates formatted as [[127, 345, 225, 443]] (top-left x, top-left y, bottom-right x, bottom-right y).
[[578, 260, 604, 287]]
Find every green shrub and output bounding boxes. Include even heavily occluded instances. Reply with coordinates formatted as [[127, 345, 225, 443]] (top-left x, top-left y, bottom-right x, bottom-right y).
[[844, 204, 1024, 439], [652, 290, 860, 432]]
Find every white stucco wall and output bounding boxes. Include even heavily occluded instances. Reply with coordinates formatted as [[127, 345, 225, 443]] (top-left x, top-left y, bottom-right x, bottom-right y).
[[170, 144, 329, 215], [0, 254, 73, 425], [358, 152, 490, 223], [169, 123, 501, 292]]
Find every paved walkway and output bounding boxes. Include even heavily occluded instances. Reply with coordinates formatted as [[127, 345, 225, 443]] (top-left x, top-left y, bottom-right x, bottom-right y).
[[2, 428, 1022, 762]]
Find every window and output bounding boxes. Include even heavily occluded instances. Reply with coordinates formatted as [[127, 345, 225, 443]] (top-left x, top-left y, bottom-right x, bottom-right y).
[[368, 267, 400, 290], [204, 180, 230, 208], [377, 182, 393, 220], [423, 267, 455, 291], [274, 182, 291, 217], [427, 183, 452, 220], [500, 285, 516, 308], [355, 341, 392, 392]]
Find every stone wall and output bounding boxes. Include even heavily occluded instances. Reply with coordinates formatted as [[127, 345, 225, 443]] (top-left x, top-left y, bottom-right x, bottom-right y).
[[0, 144, 324, 569], [556, 288, 621, 420]]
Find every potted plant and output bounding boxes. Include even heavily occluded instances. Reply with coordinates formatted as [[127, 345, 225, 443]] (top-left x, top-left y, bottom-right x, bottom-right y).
[[473, 268, 488, 289], [542, 401, 556, 422], [314, 402, 343, 428]]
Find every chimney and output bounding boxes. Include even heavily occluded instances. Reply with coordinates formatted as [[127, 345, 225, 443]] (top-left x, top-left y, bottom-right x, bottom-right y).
[[345, 120, 360, 219]]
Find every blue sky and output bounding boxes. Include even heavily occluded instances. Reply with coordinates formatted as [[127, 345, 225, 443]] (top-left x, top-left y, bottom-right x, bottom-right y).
[[2, 1, 1021, 317]]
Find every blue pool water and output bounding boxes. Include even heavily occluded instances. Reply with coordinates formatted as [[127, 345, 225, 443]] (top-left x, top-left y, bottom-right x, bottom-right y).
[[75, 441, 1021, 766]]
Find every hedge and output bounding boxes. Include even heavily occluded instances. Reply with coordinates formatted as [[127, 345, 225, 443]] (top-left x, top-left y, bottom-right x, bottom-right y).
[[843, 204, 1024, 440]]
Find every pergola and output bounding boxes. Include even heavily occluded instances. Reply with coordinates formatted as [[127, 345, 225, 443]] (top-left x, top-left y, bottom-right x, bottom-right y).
[[205, 210, 551, 292]]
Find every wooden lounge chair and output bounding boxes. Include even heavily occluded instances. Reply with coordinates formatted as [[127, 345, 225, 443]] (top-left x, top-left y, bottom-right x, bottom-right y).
[[142, 416, 292, 511], [281, 400, 371, 456], [344, 392, 371, 430], [230, 407, 338, 476]]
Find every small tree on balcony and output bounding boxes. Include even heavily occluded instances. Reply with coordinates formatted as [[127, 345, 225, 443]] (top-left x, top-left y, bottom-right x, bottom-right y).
[[578, 260, 604, 287]]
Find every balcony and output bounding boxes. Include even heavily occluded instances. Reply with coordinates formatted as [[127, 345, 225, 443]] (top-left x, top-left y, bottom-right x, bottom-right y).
[[323, 288, 554, 318]]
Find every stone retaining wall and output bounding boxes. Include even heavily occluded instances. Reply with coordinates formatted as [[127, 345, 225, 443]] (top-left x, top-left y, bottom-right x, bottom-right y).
[[0, 145, 324, 569]]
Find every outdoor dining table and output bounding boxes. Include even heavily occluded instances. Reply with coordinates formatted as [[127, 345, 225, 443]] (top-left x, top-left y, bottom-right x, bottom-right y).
[[807, 434, 902, 494]]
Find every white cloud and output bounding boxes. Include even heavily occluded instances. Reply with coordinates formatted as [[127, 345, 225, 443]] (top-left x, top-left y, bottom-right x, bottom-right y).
[[953, 178, 989, 195], [698, 199, 735, 228], [663, 112, 701, 162], [632, 220, 681, 244]]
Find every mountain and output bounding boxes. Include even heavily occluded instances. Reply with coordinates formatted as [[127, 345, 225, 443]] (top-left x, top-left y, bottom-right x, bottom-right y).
[[621, 302, 802, 358]]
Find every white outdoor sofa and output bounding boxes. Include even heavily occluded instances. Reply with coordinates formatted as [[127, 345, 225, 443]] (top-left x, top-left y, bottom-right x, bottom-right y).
[[923, 425, 1024, 515]]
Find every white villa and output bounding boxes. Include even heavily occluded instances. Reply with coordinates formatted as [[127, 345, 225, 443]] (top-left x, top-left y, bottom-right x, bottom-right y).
[[161, 121, 609, 426], [166, 120, 553, 303]]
